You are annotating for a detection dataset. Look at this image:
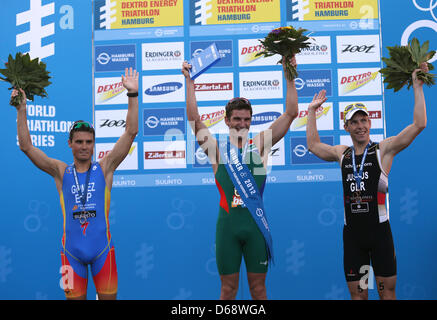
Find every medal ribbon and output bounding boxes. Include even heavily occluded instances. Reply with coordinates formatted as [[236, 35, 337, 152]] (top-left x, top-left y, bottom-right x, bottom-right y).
[[72, 163, 92, 224], [351, 141, 372, 191]]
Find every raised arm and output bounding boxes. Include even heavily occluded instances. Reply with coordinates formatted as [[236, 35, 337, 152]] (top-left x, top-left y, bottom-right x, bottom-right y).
[[182, 61, 218, 168], [306, 90, 346, 162], [255, 56, 299, 157], [379, 62, 428, 172], [100, 68, 139, 177], [11, 89, 66, 185]]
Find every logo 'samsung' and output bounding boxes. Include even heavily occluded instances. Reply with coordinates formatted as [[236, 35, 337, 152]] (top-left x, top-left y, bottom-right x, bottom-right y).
[[145, 82, 183, 96], [251, 112, 281, 125]]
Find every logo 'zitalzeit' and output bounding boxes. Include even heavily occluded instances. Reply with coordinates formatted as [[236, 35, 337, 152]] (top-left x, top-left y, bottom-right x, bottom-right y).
[[145, 150, 185, 160], [340, 71, 379, 94], [195, 83, 232, 91], [200, 110, 225, 128], [292, 105, 331, 130], [97, 82, 125, 102]]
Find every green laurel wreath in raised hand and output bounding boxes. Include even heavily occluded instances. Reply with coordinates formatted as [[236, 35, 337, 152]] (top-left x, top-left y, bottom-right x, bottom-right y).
[[0, 52, 51, 106], [379, 38, 435, 92]]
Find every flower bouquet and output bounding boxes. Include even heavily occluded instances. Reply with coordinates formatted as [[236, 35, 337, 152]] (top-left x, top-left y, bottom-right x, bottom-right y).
[[379, 38, 435, 92], [255, 26, 313, 80], [0, 52, 51, 106]]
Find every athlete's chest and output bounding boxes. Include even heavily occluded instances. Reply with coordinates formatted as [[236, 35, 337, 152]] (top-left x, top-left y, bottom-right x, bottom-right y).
[[63, 164, 106, 204], [342, 150, 381, 194]]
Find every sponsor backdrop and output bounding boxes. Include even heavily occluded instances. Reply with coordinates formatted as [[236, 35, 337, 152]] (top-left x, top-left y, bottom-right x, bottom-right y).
[[0, 0, 436, 300]]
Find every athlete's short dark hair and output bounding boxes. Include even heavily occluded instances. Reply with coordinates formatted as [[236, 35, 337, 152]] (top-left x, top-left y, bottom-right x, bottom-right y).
[[225, 97, 252, 119], [69, 120, 95, 141]]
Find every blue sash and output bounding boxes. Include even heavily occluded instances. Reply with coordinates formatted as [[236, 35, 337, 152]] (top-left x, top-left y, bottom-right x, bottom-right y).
[[218, 138, 274, 265]]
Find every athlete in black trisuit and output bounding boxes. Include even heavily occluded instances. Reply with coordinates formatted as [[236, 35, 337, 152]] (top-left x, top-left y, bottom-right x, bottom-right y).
[[305, 63, 428, 300]]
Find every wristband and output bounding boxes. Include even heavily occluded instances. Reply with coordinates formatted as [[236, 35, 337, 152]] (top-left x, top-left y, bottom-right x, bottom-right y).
[[126, 91, 138, 97]]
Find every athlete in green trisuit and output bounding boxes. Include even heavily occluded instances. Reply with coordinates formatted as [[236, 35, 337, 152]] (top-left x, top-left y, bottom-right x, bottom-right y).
[[182, 57, 298, 300]]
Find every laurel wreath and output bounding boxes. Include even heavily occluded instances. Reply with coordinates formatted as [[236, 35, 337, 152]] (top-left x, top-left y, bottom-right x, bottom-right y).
[[379, 38, 435, 92], [0, 52, 51, 106]]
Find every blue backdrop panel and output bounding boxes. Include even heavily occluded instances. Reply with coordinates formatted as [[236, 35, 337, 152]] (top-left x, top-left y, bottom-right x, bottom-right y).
[[379, 0, 437, 300], [0, 0, 92, 300], [0, 0, 436, 300]]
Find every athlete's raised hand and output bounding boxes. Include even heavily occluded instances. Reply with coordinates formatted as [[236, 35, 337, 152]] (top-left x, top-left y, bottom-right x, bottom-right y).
[[412, 62, 429, 89], [181, 61, 192, 80], [10, 88, 27, 111], [121, 67, 139, 93], [281, 54, 297, 81], [308, 89, 327, 112]]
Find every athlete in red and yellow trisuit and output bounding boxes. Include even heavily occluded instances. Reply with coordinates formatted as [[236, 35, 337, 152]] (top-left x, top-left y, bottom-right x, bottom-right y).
[[11, 68, 139, 300]]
